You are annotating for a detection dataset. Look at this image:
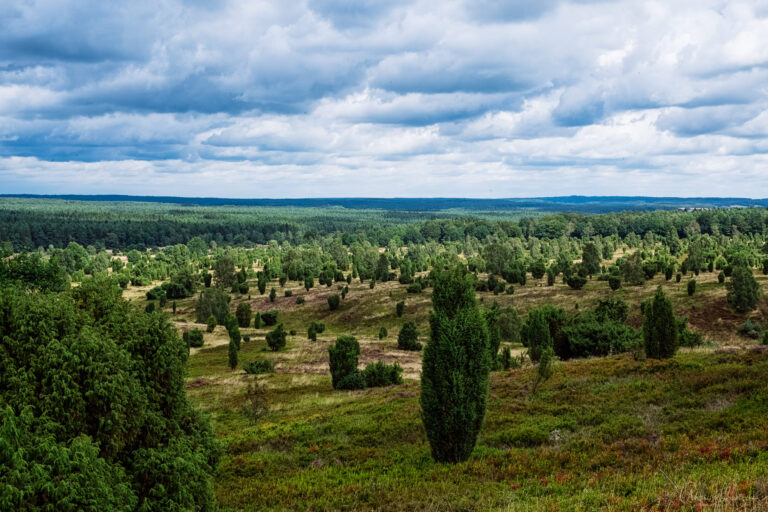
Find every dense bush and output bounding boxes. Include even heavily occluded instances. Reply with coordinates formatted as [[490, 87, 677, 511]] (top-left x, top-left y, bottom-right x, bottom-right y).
[[643, 287, 678, 359], [687, 279, 696, 296], [336, 371, 367, 390], [266, 324, 287, 351], [396, 300, 405, 317], [236, 302, 252, 328], [184, 328, 205, 348], [727, 265, 762, 313], [378, 326, 388, 339], [397, 321, 422, 351], [261, 309, 279, 326], [566, 275, 587, 290], [244, 359, 275, 374], [363, 361, 403, 388], [0, 280, 218, 510], [328, 335, 361, 389], [563, 320, 639, 358]]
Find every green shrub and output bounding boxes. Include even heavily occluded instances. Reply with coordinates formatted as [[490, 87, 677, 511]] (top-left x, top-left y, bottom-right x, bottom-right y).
[[727, 265, 762, 313], [396, 300, 405, 317], [253, 313, 261, 328], [378, 326, 388, 339], [397, 321, 422, 351], [328, 335, 361, 389], [235, 302, 251, 328], [284, 289, 293, 297], [243, 360, 275, 375], [206, 314, 216, 333], [608, 274, 621, 291], [643, 287, 678, 359], [261, 309, 278, 326], [184, 328, 204, 348], [336, 371, 366, 390], [563, 320, 639, 358], [407, 283, 422, 294], [328, 294, 340, 311], [296, 296, 305, 304], [266, 324, 287, 351], [420, 264, 491, 463], [687, 279, 696, 296], [239, 282, 249, 294], [566, 275, 587, 290], [739, 319, 763, 339], [196, 286, 230, 325], [363, 361, 403, 388]]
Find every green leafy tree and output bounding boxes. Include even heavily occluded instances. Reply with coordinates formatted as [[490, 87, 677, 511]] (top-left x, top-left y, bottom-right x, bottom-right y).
[[727, 265, 762, 313], [420, 265, 491, 463], [643, 287, 678, 359]]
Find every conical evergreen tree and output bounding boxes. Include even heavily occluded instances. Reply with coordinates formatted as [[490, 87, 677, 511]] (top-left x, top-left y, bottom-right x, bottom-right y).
[[420, 264, 491, 463], [643, 287, 678, 359]]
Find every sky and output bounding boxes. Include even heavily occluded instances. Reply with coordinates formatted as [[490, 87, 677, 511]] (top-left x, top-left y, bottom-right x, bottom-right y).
[[1, 0, 768, 198]]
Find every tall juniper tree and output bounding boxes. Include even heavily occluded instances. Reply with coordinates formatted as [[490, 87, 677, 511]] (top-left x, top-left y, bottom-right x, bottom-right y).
[[643, 287, 678, 359], [420, 264, 491, 463]]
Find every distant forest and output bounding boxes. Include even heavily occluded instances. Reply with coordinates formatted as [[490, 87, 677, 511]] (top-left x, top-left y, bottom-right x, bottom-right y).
[[2, 197, 767, 251], [3, 194, 767, 212]]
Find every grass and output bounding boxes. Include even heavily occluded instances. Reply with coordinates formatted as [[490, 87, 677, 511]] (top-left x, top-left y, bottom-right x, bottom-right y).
[[187, 349, 768, 511]]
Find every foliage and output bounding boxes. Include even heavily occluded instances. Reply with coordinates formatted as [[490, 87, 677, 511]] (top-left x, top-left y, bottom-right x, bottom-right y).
[[378, 326, 388, 339], [196, 286, 230, 325], [687, 279, 696, 296], [328, 336, 361, 390], [266, 324, 287, 352], [643, 287, 678, 359], [184, 328, 205, 348], [420, 264, 491, 463], [243, 359, 275, 375], [532, 346, 555, 395], [362, 361, 403, 388], [228, 338, 238, 370], [396, 300, 405, 317], [566, 275, 587, 290], [327, 294, 340, 311], [236, 302, 252, 328], [0, 282, 218, 510], [727, 265, 762, 313], [261, 309, 279, 326], [397, 321, 422, 351]]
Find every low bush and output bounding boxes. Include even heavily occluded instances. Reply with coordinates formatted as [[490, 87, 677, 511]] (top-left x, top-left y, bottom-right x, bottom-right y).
[[266, 324, 287, 351], [397, 321, 422, 351], [183, 328, 204, 348], [261, 310, 279, 326], [244, 359, 275, 375], [363, 361, 403, 388]]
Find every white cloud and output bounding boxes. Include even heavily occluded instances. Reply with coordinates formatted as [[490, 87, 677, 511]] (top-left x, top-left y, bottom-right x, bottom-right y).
[[0, 0, 767, 197]]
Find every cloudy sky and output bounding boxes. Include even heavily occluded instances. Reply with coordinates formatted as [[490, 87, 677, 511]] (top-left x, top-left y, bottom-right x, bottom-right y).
[[2, 0, 768, 198]]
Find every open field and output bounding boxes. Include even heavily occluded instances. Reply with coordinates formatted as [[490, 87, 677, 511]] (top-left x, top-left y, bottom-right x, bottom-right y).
[[172, 265, 768, 511]]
